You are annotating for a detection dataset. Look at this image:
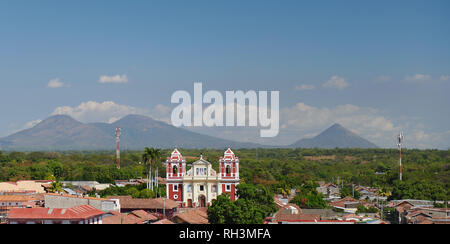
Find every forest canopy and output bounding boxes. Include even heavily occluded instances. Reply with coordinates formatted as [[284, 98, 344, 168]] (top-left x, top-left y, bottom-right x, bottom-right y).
[[0, 148, 448, 200]]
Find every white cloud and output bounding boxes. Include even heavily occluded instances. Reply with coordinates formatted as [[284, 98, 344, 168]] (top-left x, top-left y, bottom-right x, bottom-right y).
[[24, 119, 42, 129], [404, 130, 450, 149], [440, 75, 450, 81], [404, 74, 432, 83], [295, 84, 315, 91], [98, 74, 128, 84], [322, 75, 349, 90], [47, 78, 65, 88], [51, 101, 171, 124]]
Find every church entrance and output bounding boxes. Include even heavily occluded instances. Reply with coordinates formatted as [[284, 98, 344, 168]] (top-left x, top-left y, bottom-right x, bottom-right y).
[[198, 195, 206, 207]]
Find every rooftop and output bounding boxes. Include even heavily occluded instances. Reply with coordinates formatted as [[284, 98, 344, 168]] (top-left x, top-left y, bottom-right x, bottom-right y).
[[7, 205, 104, 220]]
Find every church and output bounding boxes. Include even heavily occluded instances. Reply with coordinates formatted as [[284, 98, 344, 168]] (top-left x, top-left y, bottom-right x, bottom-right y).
[[165, 148, 240, 208]]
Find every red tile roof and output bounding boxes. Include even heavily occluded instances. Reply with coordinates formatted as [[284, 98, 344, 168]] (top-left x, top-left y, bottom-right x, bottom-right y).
[[152, 219, 174, 224], [102, 211, 143, 224], [171, 208, 209, 224], [129, 210, 158, 221], [7, 205, 104, 221], [0, 195, 36, 202]]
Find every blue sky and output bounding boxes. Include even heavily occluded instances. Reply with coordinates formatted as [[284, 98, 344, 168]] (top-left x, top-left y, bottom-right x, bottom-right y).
[[0, 0, 449, 148]]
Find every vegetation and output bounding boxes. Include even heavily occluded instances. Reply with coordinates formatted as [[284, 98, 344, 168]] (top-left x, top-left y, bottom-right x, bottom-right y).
[[0, 148, 448, 201], [289, 181, 328, 209], [207, 184, 277, 224], [97, 183, 166, 198], [356, 205, 379, 214]]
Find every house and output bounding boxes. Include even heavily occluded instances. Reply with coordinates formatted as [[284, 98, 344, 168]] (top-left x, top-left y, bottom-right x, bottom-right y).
[[106, 196, 178, 218], [393, 200, 437, 224], [171, 208, 209, 224], [0, 195, 39, 222], [316, 183, 340, 198], [44, 193, 120, 212], [129, 210, 158, 223], [300, 208, 346, 220], [0, 180, 52, 194], [268, 204, 321, 224], [402, 207, 450, 224], [60, 181, 111, 192], [7, 205, 105, 224], [356, 186, 386, 201], [102, 211, 143, 224], [114, 179, 145, 187], [329, 196, 360, 213]]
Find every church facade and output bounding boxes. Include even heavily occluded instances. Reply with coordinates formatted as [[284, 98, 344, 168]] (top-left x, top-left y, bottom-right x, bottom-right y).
[[165, 148, 240, 208]]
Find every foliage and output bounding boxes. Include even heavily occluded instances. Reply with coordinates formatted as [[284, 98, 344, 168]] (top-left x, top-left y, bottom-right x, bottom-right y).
[[356, 205, 378, 214], [0, 148, 448, 201], [97, 183, 165, 198], [48, 181, 64, 193], [289, 181, 327, 209], [340, 185, 362, 199], [207, 184, 277, 224], [389, 180, 448, 201]]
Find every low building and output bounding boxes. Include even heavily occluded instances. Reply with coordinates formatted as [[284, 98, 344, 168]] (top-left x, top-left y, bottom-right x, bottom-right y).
[[0, 195, 39, 222], [301, 209, 346, 220], [268, 204, 321, 224], [128, 209, 159, 223], [7, 205, 105, 224], [316, 183, 340, 198], [329, 196, 360, 213], [0, 180, 52, 194], [106, 196, 178, 218], [102, 211, 143, 224], [60, 181, 111, 192], [171, 208, 209, 224], [114, 179, 145, 187], [44, 193, 120, 212], [400, 206, 450, 224]]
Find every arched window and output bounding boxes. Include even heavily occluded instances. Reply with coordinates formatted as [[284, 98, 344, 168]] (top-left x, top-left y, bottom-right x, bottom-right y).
[[173, 165, 178, 175], [226, 165, 231, 174]]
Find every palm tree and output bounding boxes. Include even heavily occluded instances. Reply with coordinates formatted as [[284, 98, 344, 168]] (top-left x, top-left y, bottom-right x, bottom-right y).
[[142, 147, 162, 190]]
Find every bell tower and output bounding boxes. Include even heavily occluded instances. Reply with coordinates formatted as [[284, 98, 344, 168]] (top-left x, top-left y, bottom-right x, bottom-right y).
[[219, 148, 240, 200], [165, 148, 185, 202]]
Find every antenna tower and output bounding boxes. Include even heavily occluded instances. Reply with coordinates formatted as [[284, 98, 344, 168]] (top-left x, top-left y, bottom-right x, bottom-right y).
[[115, 126, 121, 169], [397, 132, 404, 181]]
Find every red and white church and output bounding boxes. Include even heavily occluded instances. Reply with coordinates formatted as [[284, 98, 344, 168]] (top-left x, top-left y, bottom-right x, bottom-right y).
[[165, 148, 240, 207]]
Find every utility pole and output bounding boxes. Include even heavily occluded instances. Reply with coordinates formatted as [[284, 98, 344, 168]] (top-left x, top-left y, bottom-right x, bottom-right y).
[[115, 126, 121, 169], [398, 132, 404, 181], [352, 183, 354, 198], [155, 167, 158, 198]]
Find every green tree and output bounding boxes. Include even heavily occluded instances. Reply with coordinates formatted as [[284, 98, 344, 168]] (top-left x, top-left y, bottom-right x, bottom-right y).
[[139, 188, 155, 198], [208, 194, 235, 224], [48, 181, 64, 193]]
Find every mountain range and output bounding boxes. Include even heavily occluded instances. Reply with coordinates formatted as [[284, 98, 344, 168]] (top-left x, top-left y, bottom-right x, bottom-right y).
[[0, 115, 377, 151]]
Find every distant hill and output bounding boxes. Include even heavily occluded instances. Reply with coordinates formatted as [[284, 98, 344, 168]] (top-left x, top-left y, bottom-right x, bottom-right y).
[[0, 114, 262, 151], [290, 123, 378, 149]]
